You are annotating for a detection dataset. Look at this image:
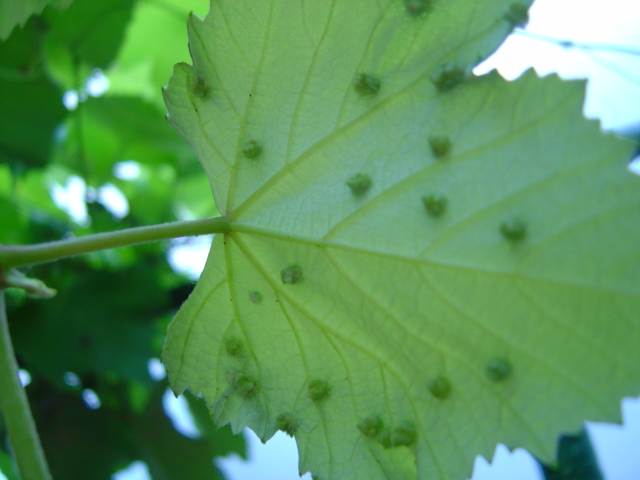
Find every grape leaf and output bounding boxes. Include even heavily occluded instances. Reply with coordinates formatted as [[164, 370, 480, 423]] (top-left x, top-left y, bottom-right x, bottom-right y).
[[0, 0, 49, 40], [162, 1, 640, 479]]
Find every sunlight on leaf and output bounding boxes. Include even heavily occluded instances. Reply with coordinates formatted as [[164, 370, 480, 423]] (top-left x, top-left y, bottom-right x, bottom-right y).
[[163, 1, 640, 479]]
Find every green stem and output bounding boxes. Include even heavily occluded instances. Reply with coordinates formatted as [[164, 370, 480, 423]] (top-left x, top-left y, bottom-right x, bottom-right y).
[[0, 216, 230, 269], [0, 292, 53, 480]]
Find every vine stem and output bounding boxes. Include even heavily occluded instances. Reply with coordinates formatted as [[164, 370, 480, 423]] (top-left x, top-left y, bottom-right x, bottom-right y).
[[0, 291, 53, 480], [0, 216, 230, 269]]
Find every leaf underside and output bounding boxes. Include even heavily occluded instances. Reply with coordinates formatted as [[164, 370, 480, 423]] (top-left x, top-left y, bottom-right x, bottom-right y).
[[163, 1, 640, 479]]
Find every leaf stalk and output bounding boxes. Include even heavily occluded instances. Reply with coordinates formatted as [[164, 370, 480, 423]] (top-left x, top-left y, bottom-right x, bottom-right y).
[[0, 292, 53, 480], [0, 216, 230, 269]]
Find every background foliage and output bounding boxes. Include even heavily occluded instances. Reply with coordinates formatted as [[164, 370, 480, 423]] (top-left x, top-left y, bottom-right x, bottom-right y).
[[1, 1, 245, 479]]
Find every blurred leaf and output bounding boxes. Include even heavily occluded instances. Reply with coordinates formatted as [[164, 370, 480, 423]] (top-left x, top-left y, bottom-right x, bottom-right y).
[[45, 0, 134, 69], [0, 17, 66, 171], [541, 429, 603, 480], [31, 379, 245, 480], [10, 261, 175, 385], [107, 0, 208, 106], [133, 388, 243, 480], [0, 0, 49, 40]]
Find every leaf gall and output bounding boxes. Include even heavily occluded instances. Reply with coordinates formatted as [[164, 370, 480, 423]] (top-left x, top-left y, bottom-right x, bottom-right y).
[[225, 337, 243, 357], [404, 0, 433, 16], [422, 194, 448, 217], [192, 72, 211, 99], [249, 291, 262, 303], [357, 416, 384, 438], [500, 219, 527, 242], [276, 413, 297, 436], [429, 136, 452, 158], [431, 65, 466, 92], [428, 375, 452, 399], [390, 422, 417, 447], [308, 379, 331, 402], [347, 173, 372, 196], [505, 2, 529, 27], [353, 73, 381, 96], [235, 373, 259, 398], [281, 265, 303, 284], [486, 358, 512, 382], [243, 140, 263, 159]]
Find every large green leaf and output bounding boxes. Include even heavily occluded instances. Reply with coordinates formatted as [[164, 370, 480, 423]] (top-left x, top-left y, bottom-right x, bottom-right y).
[[0, 0, 49, 40], [162, 1, 640, 479]]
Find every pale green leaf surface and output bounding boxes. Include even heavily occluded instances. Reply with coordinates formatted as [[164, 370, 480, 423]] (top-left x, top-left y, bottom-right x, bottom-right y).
[[163, 2, 640, 480]]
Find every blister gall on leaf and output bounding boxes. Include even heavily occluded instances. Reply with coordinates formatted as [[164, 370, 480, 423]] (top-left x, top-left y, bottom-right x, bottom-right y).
[[377, 428, 392, 449], [235, 373, 259, 398], [428, 375, 452, 399], [422, 194, 448, 217], [308, 379, 331, 402], [500, 218, 527, 242], [281, 265, 303, 284], [486, 358, 512, 382], [276, 413, 297, 436], [429, 136, 452, 158], [505, 2, 530, 27], [431, 65, 466, 92], [404, 0, 433, 16], [243, 140, 263, 159], [347, 173, 372, 196], [357, 415, 385, 438], [225, 337, 243, 357], [192, 72, 211, 99], [249, 291, 262, 303], [390, 422, 417, 447], [353, 73, 381, 96]]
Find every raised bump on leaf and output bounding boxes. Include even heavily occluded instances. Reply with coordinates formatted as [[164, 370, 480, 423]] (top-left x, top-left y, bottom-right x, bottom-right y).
[[428, 375, 452, 399], [500, 218, 527, 242], [192, 72, 211, 99], [281, 264, 303, 284], [377, 428, 392, 449], [390, 422, 417, 447], [347, 173, 372, 196], [422, 194, 448, 217], [404, 0, 433, 16], [505, 2, 529, 27], [249, 291, 262, 303], [486, 358, 512, 382], [308, 379, 331, 402], [242, 140, 263, 159], [357, 415, 385, 438], [353, 73, 381, 96], [429, 136, 452, 158], [430, 65, 466, 92], [225, 337, 243, 357], [235, 373, 259, 398], [276, 413, 297, 436]]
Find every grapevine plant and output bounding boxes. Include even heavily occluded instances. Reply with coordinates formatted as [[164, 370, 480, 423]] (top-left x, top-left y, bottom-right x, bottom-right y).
[[1, 0, 639, 480]]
